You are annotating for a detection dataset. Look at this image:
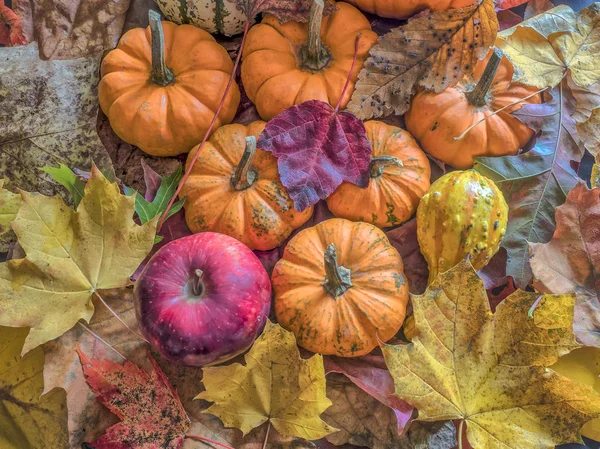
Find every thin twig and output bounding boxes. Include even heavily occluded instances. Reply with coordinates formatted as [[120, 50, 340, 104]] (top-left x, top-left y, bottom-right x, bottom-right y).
[[77, 321, 126, 360], [94, 291, 150, 344], [262, 421, 272, 449], [458, 420, 464, 449], [185, 434, 235, 449], [453, 87, 547, 141], [334, 32, 362, 113], [158, 19, 252, 231]]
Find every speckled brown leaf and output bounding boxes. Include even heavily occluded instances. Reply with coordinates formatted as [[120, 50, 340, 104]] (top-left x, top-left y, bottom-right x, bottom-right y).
[[0, 43, 111, 198], [530, 182, 600, 348], [15, 0, 130, 59], [348, 0, 498, 119], [382, 259, 600, 449]]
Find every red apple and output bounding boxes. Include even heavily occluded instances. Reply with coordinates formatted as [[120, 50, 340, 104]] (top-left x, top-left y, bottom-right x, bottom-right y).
[[134, 232, 271, 366]]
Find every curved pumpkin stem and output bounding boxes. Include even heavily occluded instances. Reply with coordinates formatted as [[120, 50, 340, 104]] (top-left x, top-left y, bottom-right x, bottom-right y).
[[322, 243, 353, 298], [370, 155, 404, 178], [465, 50, 502, 108], [148, 10, 175, 86], [301, 0, 332, 71], [232, 136, 258, 190]]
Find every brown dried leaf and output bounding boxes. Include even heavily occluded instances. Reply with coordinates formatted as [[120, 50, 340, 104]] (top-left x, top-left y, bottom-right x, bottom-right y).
[[237, 0, 336, 23], [0, 43, 112, 198], [15, 0, 130, 59], [348, 0, 498, 119]]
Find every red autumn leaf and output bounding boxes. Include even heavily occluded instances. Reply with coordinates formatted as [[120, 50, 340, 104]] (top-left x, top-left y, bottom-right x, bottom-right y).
[[77, 349, 191, 449], [257, 100, 372, 211], [495, 0, 530, 9], [0, 0, 27, 46], [237, 0, 336, 22]]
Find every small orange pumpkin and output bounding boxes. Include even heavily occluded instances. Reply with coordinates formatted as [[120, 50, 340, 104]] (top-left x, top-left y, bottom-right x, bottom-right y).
[[99, 11, 240, 157], [346, 0, 474, 19], [272, 218, 409, 357], [241, 0, 378, 120], [405, 50, 541, 169], [179, 122, 313, 251], [326, 121, 431, 227]]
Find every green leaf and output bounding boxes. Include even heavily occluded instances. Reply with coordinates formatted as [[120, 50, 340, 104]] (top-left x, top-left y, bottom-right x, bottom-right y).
[[41, 164, 86, 208]]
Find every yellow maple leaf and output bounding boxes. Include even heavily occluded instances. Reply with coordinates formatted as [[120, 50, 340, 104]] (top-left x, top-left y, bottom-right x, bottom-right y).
[[0, 179, 21, 251], [0, 166, 156, 354], [196, 321, 337, 440], [496, 2, 600, 89], [382, 259, 600, 449], [0, 326, 68, 449]]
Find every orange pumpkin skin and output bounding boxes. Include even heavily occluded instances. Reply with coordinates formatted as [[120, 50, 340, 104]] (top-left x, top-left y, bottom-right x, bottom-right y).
[[272, 218, 409, 357], [180, 121, 313, 251], [326, 121, 431, 228], [405, 52, 541, 169], [241, 1, 378, 121], [346, 0, 474, 19], [99, 21, 240, 157]]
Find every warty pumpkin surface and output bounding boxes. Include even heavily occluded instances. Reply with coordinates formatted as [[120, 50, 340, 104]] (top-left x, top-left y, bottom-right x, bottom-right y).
[[272, 218, 409, 357], [99, 11, 240, 157], [241, 0, 378, 120], [405, 50, 541, 169], [179, 121, 313, 251], [326, 121, 431, 228], [346, 0, 474, 19], [417, 170, 508, 284]]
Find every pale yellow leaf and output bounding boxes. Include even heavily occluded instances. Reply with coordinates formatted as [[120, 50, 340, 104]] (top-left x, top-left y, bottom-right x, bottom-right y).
[[382, 259, 600, 449], [0, 179, 21, 251], [0, 166, 156, 354], [196, 321, 336, 440], [577, 107, 600, 158], [502, 4, 576, 37]]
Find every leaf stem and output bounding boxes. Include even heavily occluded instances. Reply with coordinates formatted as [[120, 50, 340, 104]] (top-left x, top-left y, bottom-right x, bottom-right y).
[[301, 0, 331, 71], [157, 19, 252, 231], [77, 321, 127, 360], [185, 434, 235, 449], [453, 87, 546, 141], [148, 10, 175, 86], [232, 136, 258, 190], [334, 32, 362, 113], [458, 420, 464, 449], [528, 295, 544, 318], [465, 50, 501, 108], [94, 291, 150, 344], [262, 421, 271, 449]]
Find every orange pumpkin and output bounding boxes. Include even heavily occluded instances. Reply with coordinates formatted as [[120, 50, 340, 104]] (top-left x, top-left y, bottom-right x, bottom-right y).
[[405, 50, 541, 169], [179, 122, 313, 251], [99, 11, 240, 157], [272, 218, 409, 357], [326, 121, 431, 227], [346, 0, 474, 19], [241, 0, 378, 121]]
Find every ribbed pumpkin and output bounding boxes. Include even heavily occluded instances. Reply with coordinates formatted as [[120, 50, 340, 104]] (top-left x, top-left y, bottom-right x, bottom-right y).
[[326, 121, 431, 228], [179, 122, 314, 251], [153, 0, 249, 36], [272, 218, 409, 357], [99, 11, 240, 157], [346, 0, 474, 19], [405, 51, 541, 169], [241, 0, 378, 120], [417, 170, 508, 284]]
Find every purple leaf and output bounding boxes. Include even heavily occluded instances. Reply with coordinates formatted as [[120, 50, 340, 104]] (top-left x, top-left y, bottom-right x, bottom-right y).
[[258, 100, 372, 211], [141, 159, 162, 202]]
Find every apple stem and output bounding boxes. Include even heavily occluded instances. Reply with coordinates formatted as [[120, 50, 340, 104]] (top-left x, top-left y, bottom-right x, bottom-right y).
[[262, 421, 272, 449], [185, 434, 235, 449], [334, 32, 361, 113], [94, 291, 150, 344], [77, 321, 127, 360], [192, 269, 205, 296]]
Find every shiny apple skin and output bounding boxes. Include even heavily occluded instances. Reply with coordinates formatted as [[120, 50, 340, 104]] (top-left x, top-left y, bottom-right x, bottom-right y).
[[134, 232, 272, 366]]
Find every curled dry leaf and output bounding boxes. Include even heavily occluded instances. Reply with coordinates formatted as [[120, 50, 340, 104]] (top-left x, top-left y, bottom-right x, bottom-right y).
[[0, 179, 21, 252], [78, 350, 190, 449], [530, 182, 600, 347], [523, 0, 556, 21], [257, 100, 372, 212], [382, 259, 600, 449], [348, 0, 498, 119], [237, 0, 336, 22], [197, 321, 337, 440], [0, 326, 68, 449], [0, 167, 156, 354]]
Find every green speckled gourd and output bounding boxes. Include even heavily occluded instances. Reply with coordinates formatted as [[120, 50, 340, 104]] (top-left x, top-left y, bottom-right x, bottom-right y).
[[416, 170, 508, 284]]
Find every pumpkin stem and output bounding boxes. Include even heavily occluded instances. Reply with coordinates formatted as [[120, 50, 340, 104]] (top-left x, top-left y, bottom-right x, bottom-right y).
[[148, 10, 175, 86], [192, 269, 204, 296], [322, 243, 353, 298], [465, 50, 502, 108], [301, 0, 332, 72], [232, 136, 258, 190], [370, 155, 404, 178]]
